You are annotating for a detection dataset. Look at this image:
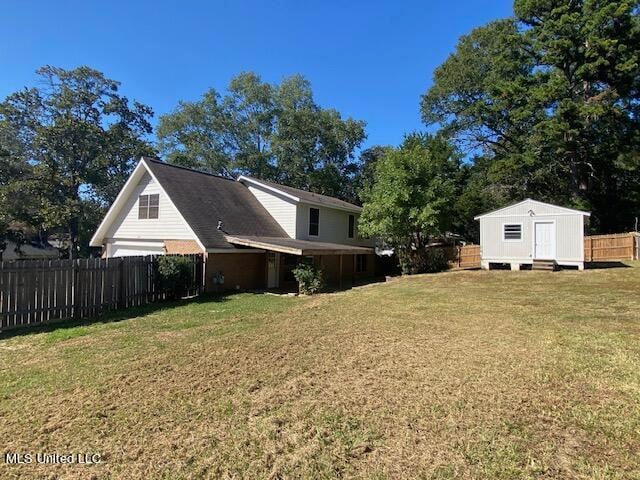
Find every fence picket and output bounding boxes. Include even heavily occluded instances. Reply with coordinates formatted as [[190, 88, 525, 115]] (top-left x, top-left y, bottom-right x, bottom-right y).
[[0, 254, 204, 332], [430, 232, 637, 270]]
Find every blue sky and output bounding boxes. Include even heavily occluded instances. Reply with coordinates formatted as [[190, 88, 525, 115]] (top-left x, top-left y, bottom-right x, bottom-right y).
[[1, 0, 513, 151]]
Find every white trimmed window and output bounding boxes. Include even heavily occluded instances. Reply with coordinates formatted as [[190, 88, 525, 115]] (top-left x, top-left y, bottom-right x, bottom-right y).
[[309, 208, 319, 236], [138, 194, 159, 219], [503, 223, 522, 240]]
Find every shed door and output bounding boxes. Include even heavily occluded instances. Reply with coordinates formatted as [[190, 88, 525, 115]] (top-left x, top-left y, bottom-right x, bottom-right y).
[[534, 222, 555, 260]]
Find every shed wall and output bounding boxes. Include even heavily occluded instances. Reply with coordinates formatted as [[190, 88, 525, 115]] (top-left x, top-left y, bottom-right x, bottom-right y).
[[480, 214, 584, 263]]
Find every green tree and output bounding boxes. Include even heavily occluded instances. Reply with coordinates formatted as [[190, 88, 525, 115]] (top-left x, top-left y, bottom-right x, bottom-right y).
[[157, 72, 366, 200], [359, 134, 461, 274], [353, 145, 391, 203], [421, 0, 640, 233], [0, 66, 155, 257]]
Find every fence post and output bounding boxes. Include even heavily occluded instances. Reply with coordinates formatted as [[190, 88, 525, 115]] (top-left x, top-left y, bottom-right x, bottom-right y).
[[72, 259, 79, 319], [118, 257, 125, 309]]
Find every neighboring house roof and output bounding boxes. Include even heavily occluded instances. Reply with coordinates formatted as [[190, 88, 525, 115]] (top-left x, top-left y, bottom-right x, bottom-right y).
[[144, 159, 288, 249], [238, 176, 362, 213], [474, 199, 591, 220], [2, 239, 60, 261], [90, 158, 288, 250], [225, 235, 374, 256]]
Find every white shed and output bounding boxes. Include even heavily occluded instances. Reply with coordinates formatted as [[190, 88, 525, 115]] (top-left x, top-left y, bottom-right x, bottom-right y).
[[474, 199, 590, 271]]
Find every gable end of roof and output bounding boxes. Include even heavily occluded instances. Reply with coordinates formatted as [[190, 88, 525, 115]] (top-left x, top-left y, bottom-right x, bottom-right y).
[[474, 198, 591, 220]]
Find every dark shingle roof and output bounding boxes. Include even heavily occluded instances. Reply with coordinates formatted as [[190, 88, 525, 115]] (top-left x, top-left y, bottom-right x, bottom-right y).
[[144, 159, 288, 249], [225, 235, 374, 255], [240, 176, 362, 212]]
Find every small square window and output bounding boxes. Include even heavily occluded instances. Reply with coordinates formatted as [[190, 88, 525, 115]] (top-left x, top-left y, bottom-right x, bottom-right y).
[[309, 208, 319, 236], [138, 194, 159, 219], [503, 224, 522, 240]]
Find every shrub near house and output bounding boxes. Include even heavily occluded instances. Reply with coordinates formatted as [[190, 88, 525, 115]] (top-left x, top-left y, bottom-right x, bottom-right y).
[[292, 263, 325, 294]]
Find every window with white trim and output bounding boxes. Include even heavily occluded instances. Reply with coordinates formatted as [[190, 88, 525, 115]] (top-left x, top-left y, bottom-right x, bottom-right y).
[[309, 208, 319, 236], [138, 194, 159, 219], [503, 223, 522, 240]]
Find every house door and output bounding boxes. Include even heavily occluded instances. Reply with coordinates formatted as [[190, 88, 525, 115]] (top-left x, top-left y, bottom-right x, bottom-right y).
[[534, 222, 555, 260], [267, 252, 280, 288]]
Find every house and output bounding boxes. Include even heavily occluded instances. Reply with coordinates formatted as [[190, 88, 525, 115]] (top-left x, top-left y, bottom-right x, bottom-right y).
[[1, 239, 60, 262], [0, 224, 61, 262], [474, 199, 590, 271], [90, 157, 375, 291]]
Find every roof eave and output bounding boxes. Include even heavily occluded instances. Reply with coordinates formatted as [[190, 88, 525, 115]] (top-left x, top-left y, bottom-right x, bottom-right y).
[[90, 160, 148, 247], [474, 199, 591, 220], [238, 175, 362, 213], [237, 175, 300, 202]]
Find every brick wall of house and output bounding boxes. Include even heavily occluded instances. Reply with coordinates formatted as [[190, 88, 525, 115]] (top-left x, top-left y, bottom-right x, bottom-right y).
[[205, 252, 267, 292], [164, 240, 203, 254], [314, 253, 374, 288]]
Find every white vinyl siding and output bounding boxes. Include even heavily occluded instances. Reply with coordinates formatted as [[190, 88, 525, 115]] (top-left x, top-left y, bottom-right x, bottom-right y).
[[296, 204, 374, 246], [479, 199, 586, 265], [247, 185, 297, 238], [106, 172, 195, 241], [244, 182, 373, 247]]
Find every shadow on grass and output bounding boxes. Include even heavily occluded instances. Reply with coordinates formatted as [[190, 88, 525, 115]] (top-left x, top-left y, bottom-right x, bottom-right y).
[[0, 292, 234, 341], [320, 275, 390, 293], [585, 261, 631, 270]]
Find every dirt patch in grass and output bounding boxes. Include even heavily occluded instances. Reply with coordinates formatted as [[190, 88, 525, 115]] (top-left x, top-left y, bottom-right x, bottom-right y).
[[1, 265, 640, 478]]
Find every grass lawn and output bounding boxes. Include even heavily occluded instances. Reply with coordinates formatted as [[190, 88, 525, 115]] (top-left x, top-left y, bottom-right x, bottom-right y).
[[1, 263, 640, 479]]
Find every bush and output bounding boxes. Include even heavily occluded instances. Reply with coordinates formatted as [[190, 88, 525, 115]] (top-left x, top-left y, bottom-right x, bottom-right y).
[[423, 248, 450, 273], [397, 247, 450, 275], [292, 263, 325, 295], [155, 256, 194, 298]]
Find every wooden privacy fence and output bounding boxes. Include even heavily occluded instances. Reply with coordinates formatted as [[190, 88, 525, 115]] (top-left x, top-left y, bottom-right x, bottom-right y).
[[0, 254, 204, 331], [431, 233, 638, 269], [428, 244, 482, 269], [456, 245, 481, 268], [584, 233, 638, 262]]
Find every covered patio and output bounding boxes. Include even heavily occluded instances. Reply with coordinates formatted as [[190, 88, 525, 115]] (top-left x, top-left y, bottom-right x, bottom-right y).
[[224, 235, 375, 290]]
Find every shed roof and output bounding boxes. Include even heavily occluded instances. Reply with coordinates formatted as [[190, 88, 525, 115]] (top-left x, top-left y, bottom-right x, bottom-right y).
[[474, 199, 591, 220]]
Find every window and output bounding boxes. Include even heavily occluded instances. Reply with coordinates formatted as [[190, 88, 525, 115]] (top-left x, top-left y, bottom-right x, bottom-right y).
[[309, 208, 319, 236], [503, 223, 522, 240], [355, 254, 368, 273], [138, 194, 159, 219], [348, 215, 355, 238]]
